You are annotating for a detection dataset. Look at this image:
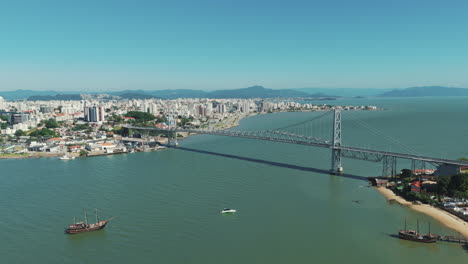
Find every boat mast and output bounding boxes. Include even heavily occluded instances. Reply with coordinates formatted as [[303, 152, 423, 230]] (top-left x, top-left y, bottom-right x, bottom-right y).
[[95, 208, 99, 223], [428, 222, 431, 234], [74, 216, 76, 224], [84, 209, 88, 226], [404, 219, 407, 230], [417, 219, 419, 234]]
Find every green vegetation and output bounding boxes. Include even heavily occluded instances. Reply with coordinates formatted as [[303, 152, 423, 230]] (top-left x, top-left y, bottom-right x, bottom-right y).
[[155, 115, 167, 123], [112, 127, 123, 135], [125, 111, 155, 123], [0, 122, 7, 129], [0, 114, 8, 122], [79, 150, 88, 157], [29, 128, 59, 138], [177, 116, 193, 127], [72, 123, 90, 131], [15, 129, 25, 137], [400, 169, 413, 178], [107, 114, 123, 123], [44, 118, 59, 128], [438, 174, 468, 199]]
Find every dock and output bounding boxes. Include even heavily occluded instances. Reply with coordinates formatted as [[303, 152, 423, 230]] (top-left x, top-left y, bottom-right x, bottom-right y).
[[438, 235, 468, 244]]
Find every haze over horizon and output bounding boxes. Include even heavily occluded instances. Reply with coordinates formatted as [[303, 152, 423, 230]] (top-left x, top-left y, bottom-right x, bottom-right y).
[[1, 0, 467, 91]]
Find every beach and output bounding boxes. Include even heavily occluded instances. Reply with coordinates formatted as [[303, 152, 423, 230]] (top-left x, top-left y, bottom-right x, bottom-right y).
[[375, 187, 468, 237]]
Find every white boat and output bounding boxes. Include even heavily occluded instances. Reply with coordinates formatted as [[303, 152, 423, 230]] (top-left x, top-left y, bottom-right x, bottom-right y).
[[59, 155, 75, 160], [220, 208, 236, 214]]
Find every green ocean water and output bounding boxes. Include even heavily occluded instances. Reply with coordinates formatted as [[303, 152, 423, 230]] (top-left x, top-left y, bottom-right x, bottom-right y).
[[0, 97, 467, 263]]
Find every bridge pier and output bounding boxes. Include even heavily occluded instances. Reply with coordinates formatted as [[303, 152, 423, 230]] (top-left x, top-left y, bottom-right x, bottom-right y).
[[167, 131, 178, 147], [382, 156, 397, 177]]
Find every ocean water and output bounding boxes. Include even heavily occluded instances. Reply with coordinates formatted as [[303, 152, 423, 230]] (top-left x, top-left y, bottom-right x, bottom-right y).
[[0, 97, 467, 263]]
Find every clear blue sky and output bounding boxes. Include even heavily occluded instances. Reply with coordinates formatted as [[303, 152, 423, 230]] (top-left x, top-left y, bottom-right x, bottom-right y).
[[0, 0, 467, 91]]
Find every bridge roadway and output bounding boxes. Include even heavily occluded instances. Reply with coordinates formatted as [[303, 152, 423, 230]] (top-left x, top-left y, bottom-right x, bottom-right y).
[[124, 126, 468, 167]]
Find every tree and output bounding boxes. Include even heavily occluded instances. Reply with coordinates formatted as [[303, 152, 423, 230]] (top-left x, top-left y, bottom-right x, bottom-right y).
[[0, 114, 8, 122], [79, 150, 88, 157], [400, 169, 413, 178], [437, 177, 450, 196], [15, 129, 25, 137], [448, 174, 468, 197], [29, 128, 58, 138], [124, 111, 155, 123], [44, 118, 59, 128]]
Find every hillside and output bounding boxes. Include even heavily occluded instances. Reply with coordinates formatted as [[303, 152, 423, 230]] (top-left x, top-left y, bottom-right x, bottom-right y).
[[379, 86, 468, 97]]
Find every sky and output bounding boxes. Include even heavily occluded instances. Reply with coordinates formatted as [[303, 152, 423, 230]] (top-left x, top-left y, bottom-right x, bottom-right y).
[[0, 0, 467, 91]]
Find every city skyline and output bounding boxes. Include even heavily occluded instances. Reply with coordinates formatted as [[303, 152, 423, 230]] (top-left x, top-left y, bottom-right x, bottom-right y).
[[1, 0, 468, 91]]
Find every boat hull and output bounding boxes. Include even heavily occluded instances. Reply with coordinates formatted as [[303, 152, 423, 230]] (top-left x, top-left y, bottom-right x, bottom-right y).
[[398, 231, 438, 243], [65, 220, 110, 234]]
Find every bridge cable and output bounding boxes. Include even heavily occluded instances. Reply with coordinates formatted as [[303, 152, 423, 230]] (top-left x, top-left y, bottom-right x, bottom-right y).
[[274, 111, 332, 131]]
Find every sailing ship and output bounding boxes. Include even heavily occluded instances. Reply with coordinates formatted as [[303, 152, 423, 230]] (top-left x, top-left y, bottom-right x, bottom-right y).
[[65, 209, 113, 234], [398, 219, 438, 243]]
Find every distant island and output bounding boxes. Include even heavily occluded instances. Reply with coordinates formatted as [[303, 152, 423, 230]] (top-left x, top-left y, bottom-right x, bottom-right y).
[[379, 86, 468, 97]]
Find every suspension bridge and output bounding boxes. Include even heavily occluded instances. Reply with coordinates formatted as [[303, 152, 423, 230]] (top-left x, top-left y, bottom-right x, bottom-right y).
[[123, 110, 468, 176]]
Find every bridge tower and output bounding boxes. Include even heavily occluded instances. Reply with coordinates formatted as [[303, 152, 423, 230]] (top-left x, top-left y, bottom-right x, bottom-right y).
[[167, 115, 178, 147], [331, 109, 343, 174]]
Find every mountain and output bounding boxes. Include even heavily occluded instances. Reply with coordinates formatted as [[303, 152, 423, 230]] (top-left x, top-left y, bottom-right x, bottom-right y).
[[1, 86, 320, 100], [112, 86, 310, 99], [208, 86, 309, 99], [117, 93, 160, 100], [294, 88, 392, 97], [27, 94, 82, 101], [379, 86, 468, 97], [0, 90, 65, 100], [144, 89, 209, 99]]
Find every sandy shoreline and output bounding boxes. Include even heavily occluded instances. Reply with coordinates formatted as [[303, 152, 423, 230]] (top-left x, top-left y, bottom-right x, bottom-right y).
[[375, 187, 468, 237]]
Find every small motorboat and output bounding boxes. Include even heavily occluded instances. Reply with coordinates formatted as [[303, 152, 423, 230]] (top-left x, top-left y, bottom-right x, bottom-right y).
[[221, 208, 236, 214], [59, 155, 75, 160]]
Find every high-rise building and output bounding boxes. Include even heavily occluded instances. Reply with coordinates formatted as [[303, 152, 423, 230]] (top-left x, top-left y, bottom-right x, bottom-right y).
[[0, 96, 4, 110], [11, 114, 29, 124], [216, 104, 225, 114], [40, 105, 55, 113], [84, 105, 105, 122]]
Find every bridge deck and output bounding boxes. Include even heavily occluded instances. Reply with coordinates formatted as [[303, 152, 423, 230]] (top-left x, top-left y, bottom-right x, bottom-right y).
[[124, 126, 468, 167]]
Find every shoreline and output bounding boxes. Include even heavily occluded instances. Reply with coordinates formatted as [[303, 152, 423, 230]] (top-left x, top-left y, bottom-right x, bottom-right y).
[[375, 187, 468, 237]]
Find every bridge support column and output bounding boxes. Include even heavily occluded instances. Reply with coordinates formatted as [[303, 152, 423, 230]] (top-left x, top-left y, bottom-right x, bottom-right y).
[[167, 131, 178, 147], [382, 156, 397, 177], [330, 109, 343, 174], [331, 148, 343, 174]]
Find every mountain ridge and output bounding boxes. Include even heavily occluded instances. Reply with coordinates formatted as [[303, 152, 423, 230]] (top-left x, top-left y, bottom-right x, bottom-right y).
[[379, 86, 468, 97]]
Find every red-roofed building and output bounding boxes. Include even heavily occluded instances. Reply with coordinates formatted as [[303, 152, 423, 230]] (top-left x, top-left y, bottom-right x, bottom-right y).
[[68, 145, 83, 153]]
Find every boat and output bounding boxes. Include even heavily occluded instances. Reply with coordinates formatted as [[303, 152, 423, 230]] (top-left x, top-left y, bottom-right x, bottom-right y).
[[221, 208, 236, 214], [65, 209, 113, 234], [398, 220, 438, 243], [59, 154, 75, 160]]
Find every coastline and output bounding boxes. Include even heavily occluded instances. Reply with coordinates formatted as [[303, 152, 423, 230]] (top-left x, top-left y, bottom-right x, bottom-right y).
[[375, 187, 468, 237]]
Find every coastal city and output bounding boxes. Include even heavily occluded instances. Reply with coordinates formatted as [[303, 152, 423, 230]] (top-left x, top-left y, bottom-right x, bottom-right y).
[[1, 94, 466, 243], [0, 95, 377, 158]]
